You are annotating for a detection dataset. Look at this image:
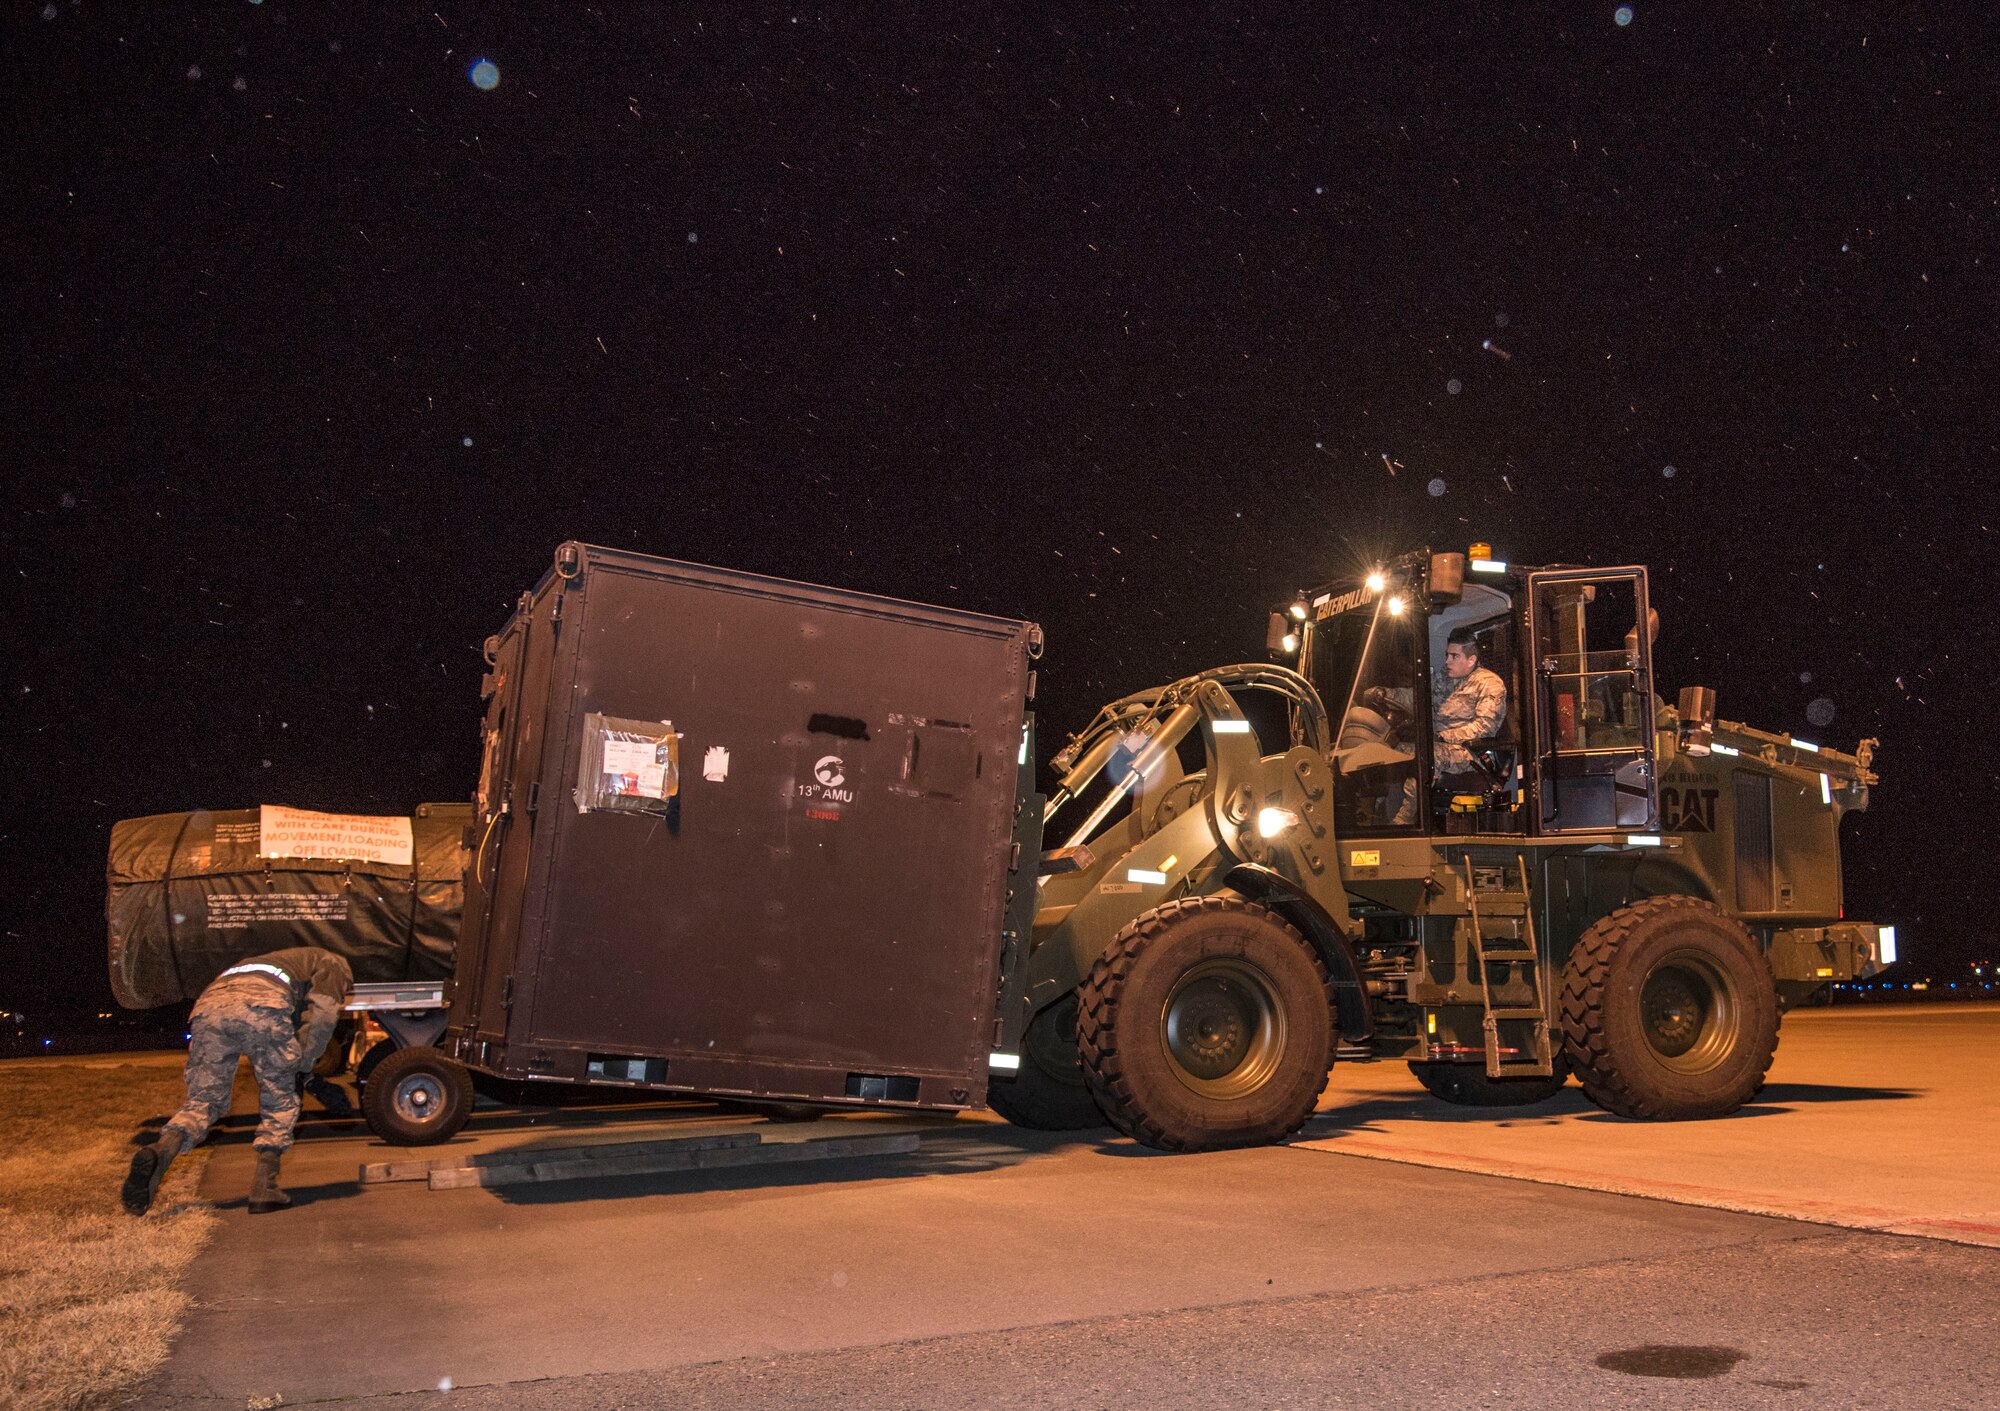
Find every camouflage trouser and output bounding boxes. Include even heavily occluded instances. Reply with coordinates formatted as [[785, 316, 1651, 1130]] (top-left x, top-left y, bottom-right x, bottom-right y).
[[162, 977, 303, 1155]]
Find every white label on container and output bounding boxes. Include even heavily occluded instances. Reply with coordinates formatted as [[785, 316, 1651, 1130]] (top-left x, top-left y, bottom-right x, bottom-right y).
[[602, 737, 671, 798], [602, 738, 660, 775], [703, 746, 730, 782]]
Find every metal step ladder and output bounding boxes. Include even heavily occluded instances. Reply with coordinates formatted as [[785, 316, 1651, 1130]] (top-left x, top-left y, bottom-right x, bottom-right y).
[[1461, 853, 1555, 1079]]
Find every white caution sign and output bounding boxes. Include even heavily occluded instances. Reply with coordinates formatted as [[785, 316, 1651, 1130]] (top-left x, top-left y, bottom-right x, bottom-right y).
[[258, 805, 414, 866]]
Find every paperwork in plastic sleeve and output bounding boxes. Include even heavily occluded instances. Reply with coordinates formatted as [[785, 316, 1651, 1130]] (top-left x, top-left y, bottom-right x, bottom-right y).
[[576, 714, 681, 815], [258, 805, 415, 866]]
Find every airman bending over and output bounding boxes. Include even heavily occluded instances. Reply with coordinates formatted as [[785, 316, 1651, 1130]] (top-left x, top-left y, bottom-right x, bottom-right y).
[[122, 946, 353, 1216]]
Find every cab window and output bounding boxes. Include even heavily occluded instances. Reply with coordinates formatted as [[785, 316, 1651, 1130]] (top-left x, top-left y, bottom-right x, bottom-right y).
[[1324, 604, 1425, 835]]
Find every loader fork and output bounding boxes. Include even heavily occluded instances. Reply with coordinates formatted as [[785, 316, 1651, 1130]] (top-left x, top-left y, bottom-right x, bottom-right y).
[[1461, 854, 1555, 1079]]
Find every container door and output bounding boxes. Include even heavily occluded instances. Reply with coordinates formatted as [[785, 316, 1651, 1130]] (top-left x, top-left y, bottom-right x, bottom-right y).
[[1526, 567, 1658, 832], [451, 592, 553, 1045]]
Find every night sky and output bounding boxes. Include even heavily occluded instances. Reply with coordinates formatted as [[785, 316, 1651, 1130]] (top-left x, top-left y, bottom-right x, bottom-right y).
[[6, 4, 1995, 1016]]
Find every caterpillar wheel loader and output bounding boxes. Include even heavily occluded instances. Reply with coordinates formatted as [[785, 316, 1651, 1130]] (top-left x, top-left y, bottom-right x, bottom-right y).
[[987, 546, 1888, 1150]]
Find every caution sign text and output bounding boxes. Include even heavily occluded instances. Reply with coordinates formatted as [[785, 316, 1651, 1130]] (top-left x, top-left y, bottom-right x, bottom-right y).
[[258, 805, 414, 866]]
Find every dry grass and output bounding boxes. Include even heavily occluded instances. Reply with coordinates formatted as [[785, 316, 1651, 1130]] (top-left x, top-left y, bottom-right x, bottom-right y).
[[0, 1054, 218, 1411]]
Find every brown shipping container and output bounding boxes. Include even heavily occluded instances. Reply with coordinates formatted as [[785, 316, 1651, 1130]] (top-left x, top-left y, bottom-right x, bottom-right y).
[[447, 543, 1040, 1111]]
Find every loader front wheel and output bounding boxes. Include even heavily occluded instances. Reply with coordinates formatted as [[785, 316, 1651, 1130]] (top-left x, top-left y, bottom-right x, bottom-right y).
[[1409, 1054, 1570, 1107], [986, 993, 1106, 1131], [362, 1045, 474, 1145], [1076, 896, 1335, 1151], [1558, 896, 1779, 1120]]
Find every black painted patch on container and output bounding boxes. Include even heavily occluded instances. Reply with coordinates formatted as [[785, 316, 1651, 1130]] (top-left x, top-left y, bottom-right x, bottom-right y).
[[807, 713, 870, 740]]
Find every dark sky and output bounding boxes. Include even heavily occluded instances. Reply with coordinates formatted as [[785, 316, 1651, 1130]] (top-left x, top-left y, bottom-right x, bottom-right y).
[[5, 3, 1995, 1013]]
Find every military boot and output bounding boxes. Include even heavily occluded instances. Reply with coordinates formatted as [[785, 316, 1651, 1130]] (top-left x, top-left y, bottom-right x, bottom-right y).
[[247, 1150, 291, 1213], [121, 1132, 185, 1216]]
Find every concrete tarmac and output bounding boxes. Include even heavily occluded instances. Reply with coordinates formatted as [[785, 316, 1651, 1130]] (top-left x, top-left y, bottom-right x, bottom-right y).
[[140, 1004, 2000, 1407], [1297, 1003, 2000, 1244]]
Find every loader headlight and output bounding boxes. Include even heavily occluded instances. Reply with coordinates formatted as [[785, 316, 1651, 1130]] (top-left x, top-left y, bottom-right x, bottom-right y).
[[1385, 594, 1406, 616], [1280, 632, 1299, 653], [1256, 806, 1300, 838], [1365, 570, 1387, 593]]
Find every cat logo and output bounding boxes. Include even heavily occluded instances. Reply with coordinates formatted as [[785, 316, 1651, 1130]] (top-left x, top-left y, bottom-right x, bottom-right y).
[[1661, 785, 1720, 833]]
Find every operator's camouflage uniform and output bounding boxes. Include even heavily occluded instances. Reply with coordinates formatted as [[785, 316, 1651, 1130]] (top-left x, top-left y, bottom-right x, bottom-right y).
[[161, 947, 352, 1155], [1433, 664, 1507, 779]]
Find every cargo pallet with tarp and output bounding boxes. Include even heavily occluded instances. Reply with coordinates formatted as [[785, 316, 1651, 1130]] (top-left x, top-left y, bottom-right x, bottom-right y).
[[105, 803, 470, 1009]]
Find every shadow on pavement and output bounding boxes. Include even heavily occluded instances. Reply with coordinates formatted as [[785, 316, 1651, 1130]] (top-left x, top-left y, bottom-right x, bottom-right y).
[[482, 1124, 1085, 1205], [1750, 1081, 1924, 1105], [1297, 1076, 1923, 1137], [1299, 1090, 1593, 1135]]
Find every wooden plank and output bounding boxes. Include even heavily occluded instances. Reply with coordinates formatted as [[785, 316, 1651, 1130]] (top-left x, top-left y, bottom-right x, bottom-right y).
[[360, 1131, 761, 1185], [426, 1131, 922, 1190]]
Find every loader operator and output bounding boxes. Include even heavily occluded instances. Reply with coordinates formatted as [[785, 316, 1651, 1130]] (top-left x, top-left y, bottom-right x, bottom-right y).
[[121, 947, 354, 1217], [1433, 627, 1507, 794]]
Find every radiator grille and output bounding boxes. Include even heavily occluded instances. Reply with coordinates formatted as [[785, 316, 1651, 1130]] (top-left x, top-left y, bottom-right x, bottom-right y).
[[1734, 771, 1774, 911]]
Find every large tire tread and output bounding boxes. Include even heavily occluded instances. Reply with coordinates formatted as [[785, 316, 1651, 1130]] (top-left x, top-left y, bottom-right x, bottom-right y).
[[1076, 895, 1335, 1152], [986, 997, 1107, 1131], [1558, 895, 1778, 1120]]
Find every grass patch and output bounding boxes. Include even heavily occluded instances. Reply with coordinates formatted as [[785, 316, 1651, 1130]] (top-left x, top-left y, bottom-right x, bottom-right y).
[[0, 1054, 218, 1411]]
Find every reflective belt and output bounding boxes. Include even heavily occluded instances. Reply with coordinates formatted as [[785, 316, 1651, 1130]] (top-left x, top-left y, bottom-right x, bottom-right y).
[[219, 962, 294, 987]]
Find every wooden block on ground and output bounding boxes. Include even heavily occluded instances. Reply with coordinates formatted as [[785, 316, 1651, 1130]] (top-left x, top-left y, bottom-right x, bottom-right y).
[[427, 1130, 922, 1190], [361, 1131, 761, 1185]]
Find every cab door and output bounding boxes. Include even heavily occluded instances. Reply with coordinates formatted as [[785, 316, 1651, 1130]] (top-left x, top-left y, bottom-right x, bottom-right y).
[[1526, 568, 1657, 832]]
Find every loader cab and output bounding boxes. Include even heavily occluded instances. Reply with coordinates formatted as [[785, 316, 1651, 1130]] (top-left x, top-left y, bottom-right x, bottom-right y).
[[1292, 552, 1658, 838], [1524, 565, 1659, 831]]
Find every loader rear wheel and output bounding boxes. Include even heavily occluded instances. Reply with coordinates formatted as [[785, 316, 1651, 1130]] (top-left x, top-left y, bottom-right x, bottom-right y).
[[362, 1045, 474, 1146], [1076, 896, 1334, 1152], [1409, 1054, 1570, 1107], [986, 993, 1106, 1131], [1558, 896, 1779, 1120]]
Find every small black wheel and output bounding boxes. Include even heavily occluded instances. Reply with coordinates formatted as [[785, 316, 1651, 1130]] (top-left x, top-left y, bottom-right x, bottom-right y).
[[362, 1045, 474, 1145], [986, 993, 1107, 1131], [1559, 895, 1779, 1120], [355, 1037, 397, 1087], [1077, 895, 1335, 1151], [1409, 1052, 1570, 1107]]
